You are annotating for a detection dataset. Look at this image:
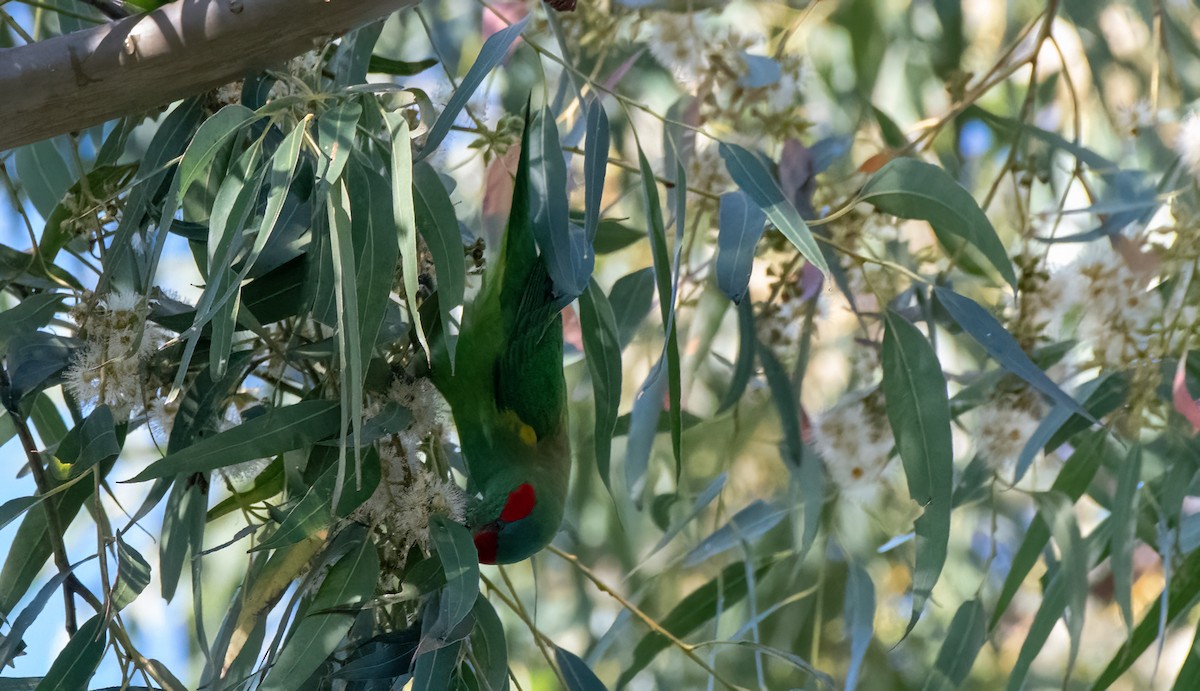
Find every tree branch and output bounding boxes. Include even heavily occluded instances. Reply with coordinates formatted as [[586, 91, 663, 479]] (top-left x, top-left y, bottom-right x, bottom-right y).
[[0, 0, 418, 151]]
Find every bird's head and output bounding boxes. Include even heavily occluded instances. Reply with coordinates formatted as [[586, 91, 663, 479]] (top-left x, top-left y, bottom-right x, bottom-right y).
[[468, 476, 564, 565]]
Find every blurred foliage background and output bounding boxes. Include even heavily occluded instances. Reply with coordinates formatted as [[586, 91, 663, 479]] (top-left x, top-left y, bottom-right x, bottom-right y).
[[3, 0, 1200, 689]]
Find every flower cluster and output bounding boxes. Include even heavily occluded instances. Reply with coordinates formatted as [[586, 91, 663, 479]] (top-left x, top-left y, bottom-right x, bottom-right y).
[[357, 444, 466, 572], [812, 391, 896, 503], [65, 290, 169, 423], [972, 386, 1044, 476]]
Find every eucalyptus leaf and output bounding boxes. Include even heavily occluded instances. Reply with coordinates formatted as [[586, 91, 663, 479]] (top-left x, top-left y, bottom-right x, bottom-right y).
[[860, 158, 1016, 289]]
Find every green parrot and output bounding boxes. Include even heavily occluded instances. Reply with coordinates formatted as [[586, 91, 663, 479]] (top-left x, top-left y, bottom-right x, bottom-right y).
[[428, 112, 570, 565]]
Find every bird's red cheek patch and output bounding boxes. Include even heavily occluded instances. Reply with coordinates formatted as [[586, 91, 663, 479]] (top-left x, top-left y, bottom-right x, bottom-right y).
[[474, 529, 498, 565], [499, 483, 536, 523]]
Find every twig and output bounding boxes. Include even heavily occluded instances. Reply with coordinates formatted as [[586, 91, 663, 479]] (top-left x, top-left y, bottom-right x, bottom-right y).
[[547, 545, 739, 690]]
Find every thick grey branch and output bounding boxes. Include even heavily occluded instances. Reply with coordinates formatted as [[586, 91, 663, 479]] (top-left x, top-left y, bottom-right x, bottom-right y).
[[0, 0, 418, 151]]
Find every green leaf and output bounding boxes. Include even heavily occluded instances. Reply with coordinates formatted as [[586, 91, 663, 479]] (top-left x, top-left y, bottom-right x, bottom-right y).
[[14, 137, 72, 218], [530, 106, 589, 301], [112, 536, 152, 611], [717, 300, 757, 412], [609, 268, 655, 349], [556, 646, 606, 691], [618, 559, 774, 688], [255, 448, 379, 551], [860, 158, 1017, 289], [844, 563, 875, 691], [127, 401, 342, 482], [1112, 443, 1143, 632], [159, 475, 206, 601], [385, 111, 428, 361], [881, 309, 952, 635], [206, 456, 285, 522], [934, 287, 1092, 421], [101, 100, 203, 293], [0, 293, 66, 355], [418, 13, 532, 159], [759, 341, 823, 556], [259, 536, 379, 691], [413, 162, 465, 369], [716, 190, 767, 303], [579, 279, 622, 491], [423, 516, 480, 651], [34, 614, 106, 691], [316, 100, 362, 188], [1173, 622, 1200, 690], [51, 405, 121, 480], [0, 496, 40, 532], [990, 430, 1111, 631], [5, 331, 77, 401], [368, 55, 438, 75], [470, 597, 508, 691], [583, 98, 610, 251], [1007, 492, 1087, 690], [0, 558, 89, 667], [411, 639, 462, 690], [593, 219, 645, 255], [0, 454, 105, 614], [646, 473, 726, 559], [636, 146, 683, 478], [923, 599, 986, 691], [1092, 545, 1200, 688], [718, 142, 829, 276], [682, 500, 787, 568]]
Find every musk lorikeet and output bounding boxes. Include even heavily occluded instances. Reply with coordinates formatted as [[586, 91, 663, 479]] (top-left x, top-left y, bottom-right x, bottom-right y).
[[429, 110, 570, 565]]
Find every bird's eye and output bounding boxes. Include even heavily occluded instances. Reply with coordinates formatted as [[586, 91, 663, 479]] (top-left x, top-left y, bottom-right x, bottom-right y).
[[499, 482, 536, 522]]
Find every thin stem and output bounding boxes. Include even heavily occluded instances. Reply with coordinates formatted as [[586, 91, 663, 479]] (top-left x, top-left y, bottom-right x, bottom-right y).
[[547, 545, 739, 690]]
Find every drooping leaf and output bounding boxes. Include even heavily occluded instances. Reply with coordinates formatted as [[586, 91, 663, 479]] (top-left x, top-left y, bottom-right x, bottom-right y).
[[258, 536, 380, 691], [0, 293, 66, 355], [579, 279, 622, 491], [934, 287, 1092, 421], [368, 55, 438, 76], [1112, 444, 1143, 632], [413, 162, 465, 370], [470, 597, 508, 691], [716, 299, 756, 412], [0, 558, 90, 667], [923, 599, 986, 691], [1006, 492, 1088, 690], [418, 13, 532, 159], [583, 98, 610, 251], [682, 500, 788, 568], [33, 615, 106, 691], [718, 142, 829, 276], [991, 430, 1111, 631], [609, 268, 656, 349], [5, 331, 78, 401], [529, 106, 590, 301], [843, 562, 875, 691], [646, 472, 727, 558], [881, 310, 952, 634], [636, 146, 683, 478], [618, 559, 774, 688], [860, 158, 1016, 289], [423, 516, 480, 651], [127, 401, 342, 482], [556, 646, 606, 691], [51, 405, 121, 480], [716, 190, 768, 304], [112, 536, 152, 611], [15, 138, 72, 218], [385, 112, 428, 360], [1092, 545, 1200, 688]]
